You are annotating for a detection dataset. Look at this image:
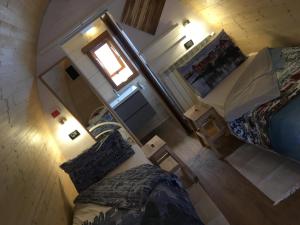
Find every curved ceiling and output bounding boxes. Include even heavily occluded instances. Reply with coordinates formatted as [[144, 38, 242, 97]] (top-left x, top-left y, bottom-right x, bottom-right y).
[[37, 0, 209, 74], [38, 0, 111, 51]]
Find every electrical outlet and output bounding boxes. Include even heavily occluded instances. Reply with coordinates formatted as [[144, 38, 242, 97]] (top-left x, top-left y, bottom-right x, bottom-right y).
[[69, 130, 80, 140], [184, 40, 194, 50]]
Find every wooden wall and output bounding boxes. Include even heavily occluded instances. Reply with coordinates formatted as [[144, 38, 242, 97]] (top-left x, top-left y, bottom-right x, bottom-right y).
[[181, 0, 300, 53], [0, 1, 74, 224], [42, 59, 105, 126]]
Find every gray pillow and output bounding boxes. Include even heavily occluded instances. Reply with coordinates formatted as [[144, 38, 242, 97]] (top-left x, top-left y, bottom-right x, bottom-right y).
[[268, 47, 285, 69], [60, 130, 134, 193]]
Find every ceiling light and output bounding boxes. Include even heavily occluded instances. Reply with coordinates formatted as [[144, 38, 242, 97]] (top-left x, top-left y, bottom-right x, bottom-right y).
[[85, 26, 98, 37], [81, 24, 98, 37]]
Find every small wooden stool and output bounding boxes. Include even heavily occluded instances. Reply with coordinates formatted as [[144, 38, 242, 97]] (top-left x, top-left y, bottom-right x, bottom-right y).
[[184, 104, 242, 158], [184, 105, 227, 151], [142, 135, 198, 182]]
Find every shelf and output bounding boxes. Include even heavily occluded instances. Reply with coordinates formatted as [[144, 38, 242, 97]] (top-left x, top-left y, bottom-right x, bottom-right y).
[[140, 23, 185, 62]]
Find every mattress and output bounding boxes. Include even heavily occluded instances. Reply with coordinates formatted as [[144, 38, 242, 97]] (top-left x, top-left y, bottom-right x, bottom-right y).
[[73, 203, 111, 225], [73, 127, 150, 225], [197, 53, 257, 117]]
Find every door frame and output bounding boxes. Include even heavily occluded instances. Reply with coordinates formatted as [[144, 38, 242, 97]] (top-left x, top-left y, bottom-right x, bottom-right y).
[[100, 12, 192, 133]]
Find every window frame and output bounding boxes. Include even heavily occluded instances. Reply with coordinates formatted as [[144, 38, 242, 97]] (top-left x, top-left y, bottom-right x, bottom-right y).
[[82, 31, 138, 90]]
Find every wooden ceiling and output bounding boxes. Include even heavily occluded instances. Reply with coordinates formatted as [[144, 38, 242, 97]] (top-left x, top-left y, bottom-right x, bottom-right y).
[[181, 0, 300, 53]]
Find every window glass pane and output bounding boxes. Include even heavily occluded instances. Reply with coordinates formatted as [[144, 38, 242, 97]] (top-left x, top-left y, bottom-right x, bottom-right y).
[[94, 43, 122, 75], [111, 65, 134, 86]]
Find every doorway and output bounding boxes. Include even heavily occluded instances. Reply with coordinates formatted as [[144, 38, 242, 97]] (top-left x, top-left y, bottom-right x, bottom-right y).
[[39, 57, 139, 145], [59, 12, 202, 160]]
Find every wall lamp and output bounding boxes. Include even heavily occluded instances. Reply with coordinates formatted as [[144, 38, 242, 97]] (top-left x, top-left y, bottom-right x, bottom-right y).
[[183, 19, 191, 27], [58, 117, 67, 125], [182, 19, 194, 50]]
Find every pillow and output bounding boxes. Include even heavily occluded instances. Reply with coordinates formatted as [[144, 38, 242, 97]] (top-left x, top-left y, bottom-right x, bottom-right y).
[[60, 130, 134, 193], [88, 110, 115, 126], [177, 30, 247, 97], [268, 47, 285, 69]]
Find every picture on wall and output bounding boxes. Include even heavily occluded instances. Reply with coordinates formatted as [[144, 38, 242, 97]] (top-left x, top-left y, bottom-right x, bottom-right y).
[[121, 0, 166, 35], [177, 31, 246, 98]]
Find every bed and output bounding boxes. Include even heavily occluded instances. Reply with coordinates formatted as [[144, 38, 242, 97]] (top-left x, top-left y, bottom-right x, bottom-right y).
[[178, 30, 300, 162], [227, 47, 300, 161], [87, 106, 122, 140], [60, 130, 203, 225], [72, 129, 150, 225], [197, 52, 257, 117]]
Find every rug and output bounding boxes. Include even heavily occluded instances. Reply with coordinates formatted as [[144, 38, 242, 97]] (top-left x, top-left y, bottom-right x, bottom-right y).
[[226, 144, 300, 205]]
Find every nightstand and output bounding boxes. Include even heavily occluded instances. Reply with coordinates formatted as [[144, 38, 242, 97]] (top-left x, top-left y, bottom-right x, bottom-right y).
[[142, 135, 198, 182], [184, 104, 232, 157]]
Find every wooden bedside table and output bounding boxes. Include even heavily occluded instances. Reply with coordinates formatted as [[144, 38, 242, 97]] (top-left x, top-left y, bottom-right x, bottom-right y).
[[184, 104, 230, 157], [142, 135, 198, 182]]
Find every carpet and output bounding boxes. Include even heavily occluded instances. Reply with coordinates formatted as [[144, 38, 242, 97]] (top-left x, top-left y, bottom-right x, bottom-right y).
[[226, 144, 300, 205]]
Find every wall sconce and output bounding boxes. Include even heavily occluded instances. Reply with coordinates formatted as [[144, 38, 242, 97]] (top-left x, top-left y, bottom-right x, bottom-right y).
[[182, 18, 210, 45], [58, 116, 67, 125], [57, 116, 82, 141], [183, 19, 191, 27], [183, 19, 193, 36], [182, 19, 194, 50]]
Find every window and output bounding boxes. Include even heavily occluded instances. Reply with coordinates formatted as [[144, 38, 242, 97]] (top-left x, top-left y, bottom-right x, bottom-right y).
[[82, 31, 138, 90]]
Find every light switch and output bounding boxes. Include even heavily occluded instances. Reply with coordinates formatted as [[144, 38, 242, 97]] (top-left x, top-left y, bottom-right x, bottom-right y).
[[69, 130, 80, 140]]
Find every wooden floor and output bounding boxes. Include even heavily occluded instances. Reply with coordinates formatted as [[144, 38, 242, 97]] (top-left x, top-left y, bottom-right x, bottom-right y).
[[190, 150, 300, 225], [153, 119, 300, 225], [148, 118, 205, 162], [187, 182, 230, 225]]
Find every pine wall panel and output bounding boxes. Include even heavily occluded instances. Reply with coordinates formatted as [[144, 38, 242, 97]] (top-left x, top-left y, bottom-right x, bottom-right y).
[[182, 0, 300, 53], [0, 1, 74, 224]]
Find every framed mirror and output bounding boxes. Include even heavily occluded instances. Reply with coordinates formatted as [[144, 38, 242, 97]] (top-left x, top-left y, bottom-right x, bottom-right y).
[[39, 57, 140, 145]]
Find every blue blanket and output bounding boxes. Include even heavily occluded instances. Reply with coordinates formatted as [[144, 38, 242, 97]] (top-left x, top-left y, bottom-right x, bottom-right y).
[[76, 164, 203, 225], [229, 47, 300, 162], [268, 94, 300, 161]]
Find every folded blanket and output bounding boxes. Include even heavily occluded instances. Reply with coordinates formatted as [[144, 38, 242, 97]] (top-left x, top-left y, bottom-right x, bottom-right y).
[[75, 164, 178, 209], [224, 48, 281, 121]]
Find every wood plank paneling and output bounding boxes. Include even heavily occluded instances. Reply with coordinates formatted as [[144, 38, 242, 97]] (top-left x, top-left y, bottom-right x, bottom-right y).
[[182, 0, 300, 53], [0, 1, 74, 225], [190, 150, 300, 225], [121, 0, 166, 34]]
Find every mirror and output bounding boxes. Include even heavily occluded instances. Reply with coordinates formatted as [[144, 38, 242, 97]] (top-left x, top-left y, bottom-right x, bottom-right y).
[[60, 17, 180, 146], [42, 16, 200, 155], [40, 58, 130, 142]]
